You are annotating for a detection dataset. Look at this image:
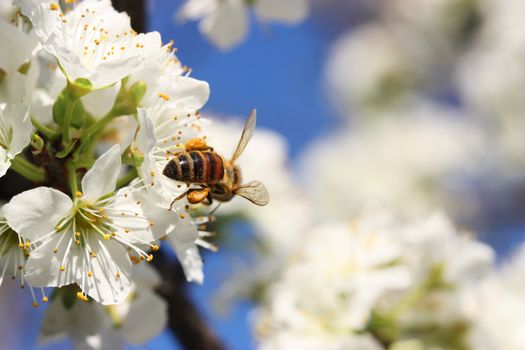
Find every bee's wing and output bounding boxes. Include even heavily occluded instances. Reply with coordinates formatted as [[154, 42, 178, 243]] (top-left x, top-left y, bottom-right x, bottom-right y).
[[235, 181, 269, 206], [231, 109, 257, 162]]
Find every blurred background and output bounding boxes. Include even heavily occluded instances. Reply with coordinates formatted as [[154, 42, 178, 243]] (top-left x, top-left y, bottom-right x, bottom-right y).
[[4, 0, 525, 348]]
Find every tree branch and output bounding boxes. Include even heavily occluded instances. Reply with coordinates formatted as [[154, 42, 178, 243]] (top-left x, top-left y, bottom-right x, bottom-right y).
[[152, 251, 228, 350]]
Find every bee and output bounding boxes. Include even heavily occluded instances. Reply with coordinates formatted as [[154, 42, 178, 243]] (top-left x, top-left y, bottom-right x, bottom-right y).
[[163, 109, 269, 208]]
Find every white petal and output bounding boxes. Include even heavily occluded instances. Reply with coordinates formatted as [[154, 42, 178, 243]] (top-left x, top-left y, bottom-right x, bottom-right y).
[[166, 212, 204, 283], [157, 76, 210, 110], [26, 231, 133, 305], [254, 0, 309, 24], [24, 232, 78, 288], [4, 104, 32, 158], [136, 110, 156, 155], [107, 190, 156, 245], [81, 83, 120, 118], [122, 290, 167, 344], [4, 187, 72, 241], [81, 236, 133, 305], [82, 144, 121, 202], [0, 147, 9, 178], [200, 2, 249, 50]]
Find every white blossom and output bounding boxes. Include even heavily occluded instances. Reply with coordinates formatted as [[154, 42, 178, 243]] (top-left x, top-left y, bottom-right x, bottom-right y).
[[3, 145, 156, 304], [17, 0, 161, 90]]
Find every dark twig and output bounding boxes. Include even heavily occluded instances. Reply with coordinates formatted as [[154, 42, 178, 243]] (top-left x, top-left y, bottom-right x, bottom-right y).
[[111, 0, 147, 33], [152, 251, 228, 350]]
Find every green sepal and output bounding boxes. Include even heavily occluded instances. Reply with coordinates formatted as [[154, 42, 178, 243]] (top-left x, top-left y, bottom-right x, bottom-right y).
[[122, 144, 144, 168], [17, 61, 31, 75], [53, 90, 85, 129], [68, 77, 92, 99], [130, 81, 147, 106]]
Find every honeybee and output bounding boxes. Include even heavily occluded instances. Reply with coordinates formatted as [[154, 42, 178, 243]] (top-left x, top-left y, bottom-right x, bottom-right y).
[[163, 109, 269, 208]]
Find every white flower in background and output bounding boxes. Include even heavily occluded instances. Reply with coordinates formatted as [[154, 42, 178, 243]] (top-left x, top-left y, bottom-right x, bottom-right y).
[[325, 24, 426, 115], [3, 145, 157, 304], [258, 332, 383, 350], [465, 244, 525, 350], [177, 0, 310, 50], [17, 0, 160, 89], [382, 0, 483, 49], [255, 213, 411, 347], [300, 101, 488, 225], [455, 0, 525, 168], [0, 103, 32, 178], [39, 264, 167, 349], [398, 212, 494, 285], [255, 211, 496, 349], [381, 213, 494, 339]]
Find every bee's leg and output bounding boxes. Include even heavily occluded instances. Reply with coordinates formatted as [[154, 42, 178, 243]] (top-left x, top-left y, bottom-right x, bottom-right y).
[[169, 190, 189, 211], [204, 191, 213, 206], [187, 188, 211, 205]]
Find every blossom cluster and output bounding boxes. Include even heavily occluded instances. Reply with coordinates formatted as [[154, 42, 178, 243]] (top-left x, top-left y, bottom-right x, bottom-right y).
[[204, 0, 525, 348], [0, 0, 227, 347]]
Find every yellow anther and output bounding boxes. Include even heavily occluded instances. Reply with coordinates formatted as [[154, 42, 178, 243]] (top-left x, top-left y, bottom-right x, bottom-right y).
[[150, 170, 155, 177], [116, 271, 121, 278], [76, 292, 89, 302], [152, 244, 160, 251], [75, 191, 83, 198], [103, 234, 111, 240], [75, 240, 80, 245], [75, 231, 81, 237], [49, 3, 59, 11], [53, 248, 58, 254], [32, 302, 39, 308], [65, 0, 74, 3], [179, 213, 185, 219], [87, 271, 93, 277], [60, 266, 65, 272], [24, 242, 30, 248], [42, 297, 49, 303], [158, 93, 170, 101], [140, 255, 145, 261], [18, 243, 24, 248], [146, 255, 153, 262]]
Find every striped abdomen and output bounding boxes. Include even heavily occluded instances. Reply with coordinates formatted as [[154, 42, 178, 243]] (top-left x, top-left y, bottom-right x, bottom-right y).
[[163, 151, 224, 184]]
